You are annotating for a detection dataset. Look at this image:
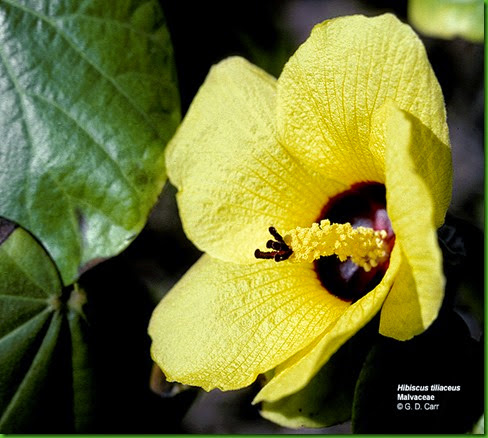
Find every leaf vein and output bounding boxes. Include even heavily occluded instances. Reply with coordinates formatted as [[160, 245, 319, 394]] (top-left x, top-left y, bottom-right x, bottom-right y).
[[0, 0, 160, 133]]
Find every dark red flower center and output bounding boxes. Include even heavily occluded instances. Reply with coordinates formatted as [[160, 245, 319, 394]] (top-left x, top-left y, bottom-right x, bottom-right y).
[[316, 182, 395, 302]]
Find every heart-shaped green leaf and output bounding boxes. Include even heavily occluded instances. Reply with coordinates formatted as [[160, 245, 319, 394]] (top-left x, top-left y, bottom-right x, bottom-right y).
[[0, 0, 180, 285], [0, 226, 94, 433]]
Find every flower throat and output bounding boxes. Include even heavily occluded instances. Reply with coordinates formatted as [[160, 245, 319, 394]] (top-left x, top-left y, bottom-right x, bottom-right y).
[[255, 183, 395, 302]]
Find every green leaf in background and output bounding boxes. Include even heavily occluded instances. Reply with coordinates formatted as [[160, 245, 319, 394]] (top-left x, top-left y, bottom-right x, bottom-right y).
[[0, 226, 94, 433], [0, 0, 180, 285], [471, 415, 484, 434], [408, 0, 484, 43]]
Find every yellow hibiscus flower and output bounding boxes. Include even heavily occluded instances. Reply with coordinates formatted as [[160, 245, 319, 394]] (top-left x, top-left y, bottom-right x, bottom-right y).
[[149, 13, 452, 405]]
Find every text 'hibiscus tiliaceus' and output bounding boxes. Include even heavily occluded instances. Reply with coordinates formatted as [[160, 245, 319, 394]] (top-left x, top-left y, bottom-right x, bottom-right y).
[[149, 13, 452, 410]]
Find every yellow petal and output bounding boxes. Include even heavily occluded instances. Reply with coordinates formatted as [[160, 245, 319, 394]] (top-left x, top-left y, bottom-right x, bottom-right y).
[[370, 102, 452, 228], [166, 57, 344, 264], [260, 332, 360, 428], [379, 103, 445, 340], [379, 257, 425, 340], [254, 246, 401, 403], [149, 255, 350, 392], [277, 14, 449, 188]]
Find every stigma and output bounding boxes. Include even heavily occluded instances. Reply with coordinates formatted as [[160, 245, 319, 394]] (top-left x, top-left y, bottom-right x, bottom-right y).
[[255, 220, 389, 272], [254, 227, 293, 262]]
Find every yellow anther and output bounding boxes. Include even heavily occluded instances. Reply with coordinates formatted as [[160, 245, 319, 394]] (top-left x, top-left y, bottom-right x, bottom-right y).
[[283, 220, 388, 271]]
